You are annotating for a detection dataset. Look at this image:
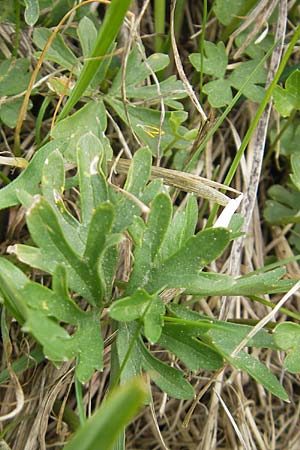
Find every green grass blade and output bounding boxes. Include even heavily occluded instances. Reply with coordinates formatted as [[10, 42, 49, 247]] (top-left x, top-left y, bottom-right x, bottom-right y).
[[58, 0, 132, 120], [63, 378, 147, 450], [207, 25, 300, 227], [154, 0, 165, 52]]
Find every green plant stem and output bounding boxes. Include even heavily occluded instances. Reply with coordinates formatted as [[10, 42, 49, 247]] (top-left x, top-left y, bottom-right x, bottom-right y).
[[53, 399, 80, 432], [0, 346, 44, 385], [35, 96, 52, 145], [0, 172, 11, 185], [75, 375, 86, 426], [199, 0, 207, 102], [13, 0, 21, 57], [248, 295, 300, 321], [154, 0, 165, 53], [110, 322, 143, 391], [57, 0, 131, 121], [206, 26, 300, 227]]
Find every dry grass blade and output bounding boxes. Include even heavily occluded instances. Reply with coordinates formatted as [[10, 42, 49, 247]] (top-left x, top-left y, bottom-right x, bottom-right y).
[[109, 158, 240, 205]]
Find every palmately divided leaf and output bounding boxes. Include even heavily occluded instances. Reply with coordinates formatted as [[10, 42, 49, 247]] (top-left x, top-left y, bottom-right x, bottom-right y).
[[0, 260, 103, 382], [126, 193, 172, 294], [13, 196, 116, 307], [77, 132, 109, 225], [189, 41, 228, 78], [274, 69, 300, 117], [51, 101, 108, 162], [146, 227, 230, 293]]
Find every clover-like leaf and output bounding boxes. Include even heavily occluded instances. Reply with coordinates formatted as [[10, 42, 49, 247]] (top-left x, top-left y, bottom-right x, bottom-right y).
[[264, 185, 300, 225], [229, 60, 267, 103], [0, 259, 103, 382], [274, 70, 300, 117], [189, 41, 228, 78], [202, 78, 232, 108], [274, 322, 300, 373]]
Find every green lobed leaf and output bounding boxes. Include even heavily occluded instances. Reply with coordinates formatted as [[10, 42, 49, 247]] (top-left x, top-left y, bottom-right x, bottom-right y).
[[0, 139, 66, 210], [213, 0, 245, 26], [0, 260, 103, 382], [139, 341, 194, 400], [126, 193, 172, 294], [229, 60, 267, 103], [0, 98, 24, 128], [110, 289, 165, 344], [159, 325, 223, 371], [202, 78, 233, 108], [33, 27, 79, 72], [24, 0, 40, 26], [274, 322, 300, 373], [77, 132, 109, 225], [105, 97, 190, 155], [208, 327, 289, 401], [109, 47, 170, 96], [51, 101, 108, 162], [77, 16, 97, 58], [146, 227, 231, 293], [274, 70, 300, 117], [12, 197, 116, 307], [189, 41, 228, 78], [0, 59, 31, 97], [113, 147, 153, 232], [167, 304, 277, 350]]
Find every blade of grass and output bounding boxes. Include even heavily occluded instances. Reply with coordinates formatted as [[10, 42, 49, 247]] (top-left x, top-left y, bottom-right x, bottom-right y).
[[63, 378, 147, 450], [199, 0, 208, 102], [58, 0, 132, 121], [154, 0, 165, 53], [75, 375, 86, 426]]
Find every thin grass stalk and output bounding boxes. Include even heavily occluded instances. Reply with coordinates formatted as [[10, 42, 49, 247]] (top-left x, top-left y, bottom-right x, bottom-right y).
[[199, 0, 208, 102], [206, 25, 300, 227], [154, 0, 166, 52], [75, 375, 86, 426]]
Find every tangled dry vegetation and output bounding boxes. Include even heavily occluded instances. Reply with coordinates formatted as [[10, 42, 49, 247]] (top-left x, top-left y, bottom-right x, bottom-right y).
[[0, 1, 300, 449]]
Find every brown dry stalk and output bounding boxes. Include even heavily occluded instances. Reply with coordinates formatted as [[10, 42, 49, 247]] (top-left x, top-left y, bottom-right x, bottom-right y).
[[109, 157, 241, 205]]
